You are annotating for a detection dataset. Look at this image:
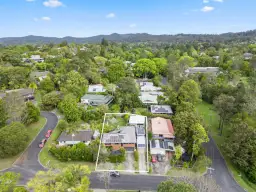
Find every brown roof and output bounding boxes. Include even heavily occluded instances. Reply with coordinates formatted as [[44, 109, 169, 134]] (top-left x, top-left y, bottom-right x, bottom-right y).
[[151, 117, 174, 138], [57, 130, 93, 142]]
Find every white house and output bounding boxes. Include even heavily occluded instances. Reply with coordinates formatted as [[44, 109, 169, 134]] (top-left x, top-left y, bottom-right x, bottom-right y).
[[57, 130, 93, 146], [88, 84, 106, 93], [129, 115, 146, 125], [30, 55, 44, 63], [139, 94, 158, 105]]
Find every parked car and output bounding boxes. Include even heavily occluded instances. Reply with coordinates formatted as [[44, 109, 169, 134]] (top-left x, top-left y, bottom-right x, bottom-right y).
[[110, 171, 120, 177], [45, 130, 52, 138], [157, 154, 164, 162], [152, 156, 157, 163], [39, 139, 47, 148]]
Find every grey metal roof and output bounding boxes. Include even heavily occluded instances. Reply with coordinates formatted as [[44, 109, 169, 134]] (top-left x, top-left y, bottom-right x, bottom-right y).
[[0, 88, 33, 99], [136, 125, 145, 135], [81, 94, 113, 106], [151, 105, 173, 114], [102, 126, 136, 144], [57, 130, 93, 142], [185, 67, 220, 74], [30, 71, 50, 78]]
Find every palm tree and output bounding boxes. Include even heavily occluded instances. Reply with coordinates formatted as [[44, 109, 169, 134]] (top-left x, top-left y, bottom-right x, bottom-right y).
[[29, 82, 38, 94]]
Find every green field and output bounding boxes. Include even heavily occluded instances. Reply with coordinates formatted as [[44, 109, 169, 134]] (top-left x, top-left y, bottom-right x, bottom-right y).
[[196, 101, 256, 192], [39, 122, 95, 170], [0, 117, 47, 170]]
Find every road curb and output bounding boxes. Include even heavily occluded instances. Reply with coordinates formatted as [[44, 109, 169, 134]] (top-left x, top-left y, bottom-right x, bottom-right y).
[[0, 115, 47, 172]]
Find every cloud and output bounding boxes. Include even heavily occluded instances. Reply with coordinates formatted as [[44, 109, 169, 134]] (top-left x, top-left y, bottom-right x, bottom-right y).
[[26, 0, 35, 2], [106, 13, 115, 18], [41, 17, 51, 21], [201, 6, 215, 12], [213, 0, 223, 2], [129, 24, 137, 28], [43, 0, 63, 8], [203, 0, 209, 3]]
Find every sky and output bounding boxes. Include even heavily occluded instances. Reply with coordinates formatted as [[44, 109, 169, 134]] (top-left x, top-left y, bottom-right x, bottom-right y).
[[0, 0, 255, 37]]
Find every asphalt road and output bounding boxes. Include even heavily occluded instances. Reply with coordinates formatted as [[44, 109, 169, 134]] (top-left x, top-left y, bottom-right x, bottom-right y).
[[204, 136, 246, 192], [3, 112, 58, 185]]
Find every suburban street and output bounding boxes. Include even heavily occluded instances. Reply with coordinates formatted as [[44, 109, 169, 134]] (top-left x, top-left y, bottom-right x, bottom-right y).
[[204, 136, 246, 192], [3, 112, 58, 185], [1, 112, 246, 192]]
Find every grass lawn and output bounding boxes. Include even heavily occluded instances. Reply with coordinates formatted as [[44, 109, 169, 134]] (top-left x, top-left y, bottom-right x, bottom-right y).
[[39, 122, 95, 171], [196, 101, 256, 192], [0, 117, 47, 170]]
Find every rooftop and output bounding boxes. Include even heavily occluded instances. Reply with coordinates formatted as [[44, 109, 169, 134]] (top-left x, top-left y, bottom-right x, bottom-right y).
[[81, 94, 113, 105], [137, 136, 146, 147], [151, 105, 173, 114], [139, 94, 158, 104], [136, 125, 146, 135], [0, 88, 33, 99], [151, 117, 174, 138], [57, 130, 93, 142], [30, 71, 50, 78], [102, 126, 136, 144], [129, 115, 146, 125], [88, 84, 106, 93], [185, 67, 220, 74]]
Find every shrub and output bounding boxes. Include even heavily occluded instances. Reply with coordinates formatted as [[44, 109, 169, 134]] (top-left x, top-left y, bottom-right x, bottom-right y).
[[148, 131, 153, 140], [108, 147, 126, 163], [21, 102, 40, 125], [41, 91, 61, 111], [134, 150, 139, 162]]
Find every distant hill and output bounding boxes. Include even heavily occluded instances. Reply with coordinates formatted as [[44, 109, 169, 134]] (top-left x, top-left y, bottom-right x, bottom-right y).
[[0, 30, 256, 45]]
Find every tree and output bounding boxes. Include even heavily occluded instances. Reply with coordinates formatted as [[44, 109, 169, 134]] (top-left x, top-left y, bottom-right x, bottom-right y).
[[27, 165, 91, 192], [0, 172, 20, 192], [107, 59, 126, 83], [178, 79, 201, 105], [57, 119, 69, 132], [0, 99, 8, 128], [41, 91, 61, 111], [174, 145, 183, 162], [191, 123, 209, 160], [59, 94, 82, 122], [157, 180, 197, 192], [60, 70, 88, 98], [213, 94, 236, 135], [153, 58, 168, 75], [117, 77, 139, 94], [29, 82, 38, 94], [40, 77, 55, 93], [21, 102, 40, 125], [0, 122, 29, 158], [133, 58, 157, 78], [3, 91, 25, 122]]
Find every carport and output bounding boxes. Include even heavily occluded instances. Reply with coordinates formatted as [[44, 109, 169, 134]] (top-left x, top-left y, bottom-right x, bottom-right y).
[[137, 135, 146, 148]]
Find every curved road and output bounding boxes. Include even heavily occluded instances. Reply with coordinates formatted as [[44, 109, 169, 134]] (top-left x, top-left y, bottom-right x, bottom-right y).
[[3, 112, 58, 185], [2, 112, 246, 191]]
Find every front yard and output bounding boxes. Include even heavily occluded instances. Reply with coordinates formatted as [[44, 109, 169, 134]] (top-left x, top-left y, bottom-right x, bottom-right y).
[[0, 117, 46, 170], [39, 122, 95, 170], [196, 101, 256, 192]]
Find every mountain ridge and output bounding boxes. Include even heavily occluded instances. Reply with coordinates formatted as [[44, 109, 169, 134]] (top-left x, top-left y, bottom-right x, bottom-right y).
[[0, 30, 256, 45]]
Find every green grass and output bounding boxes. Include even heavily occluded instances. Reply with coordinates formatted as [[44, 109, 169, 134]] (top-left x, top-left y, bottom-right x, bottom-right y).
[[196, 101, 256, 192], [39, 123, 95, 171], [0, 117, 47, 170]]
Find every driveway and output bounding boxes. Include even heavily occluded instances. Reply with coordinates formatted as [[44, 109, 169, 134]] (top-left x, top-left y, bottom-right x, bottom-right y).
[[138, 148, 147, 173], [204, 136, 246, 192], [124, 152, 134, 171], [3, 112, 58, 185]]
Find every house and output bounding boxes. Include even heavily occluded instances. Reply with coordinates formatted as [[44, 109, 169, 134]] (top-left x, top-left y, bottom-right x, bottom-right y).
[[185, 67, 220, 76], [136, 125, 146, 135], [151, 117, 174, 139], [135, 125, 146, 148], [150, 139, 175, 155], [150, 105, 173, 115], [129, 115, 146, 125], [102, 126, 136, 151], [57, 130, 93, 146], [141, 91, 164, 97], [30, 71, 50, 81], [81, 94, 113, 106], [88, 84, 106, 93], [30, 55, 44, 63], [139, 94, 158, 105], [140, 82, 161, 92], [244, 53, 253, 60], [0, 88, 34, 100]]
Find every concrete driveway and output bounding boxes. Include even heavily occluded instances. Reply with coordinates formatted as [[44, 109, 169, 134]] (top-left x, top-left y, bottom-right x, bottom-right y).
[[124, 152, 134, 171], [138, 148, 147, 173], [3, 112, 58, 185]]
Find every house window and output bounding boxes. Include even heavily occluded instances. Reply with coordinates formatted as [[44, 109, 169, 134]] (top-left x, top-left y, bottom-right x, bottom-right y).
[[159, 134, 163, 137]]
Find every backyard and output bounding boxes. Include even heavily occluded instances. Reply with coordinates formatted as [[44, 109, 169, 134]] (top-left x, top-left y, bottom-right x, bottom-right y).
[[196, 101, 256, 192], [0, 117, 46, 170]]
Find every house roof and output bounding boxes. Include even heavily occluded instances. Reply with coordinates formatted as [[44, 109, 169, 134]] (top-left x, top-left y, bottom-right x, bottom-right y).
[[88, 84, 105, 93], [137, 135, 146, 145], [57, 130, 93, 142], [129, 115, 146, 125], [136, 125, 145, 135], [244, 53, 253, 57], [151, 117, 174, 138], [141, 91, 164, 96], [139, 94, 158, 104], [0, 88, 33, 99], [30, 55, 42, 59], [185, 67, 219, 74], [151, 105, 173, 114], [81, 94, 113, 105], [102, 126, 136, 144], [30, 71, 50, 79]]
